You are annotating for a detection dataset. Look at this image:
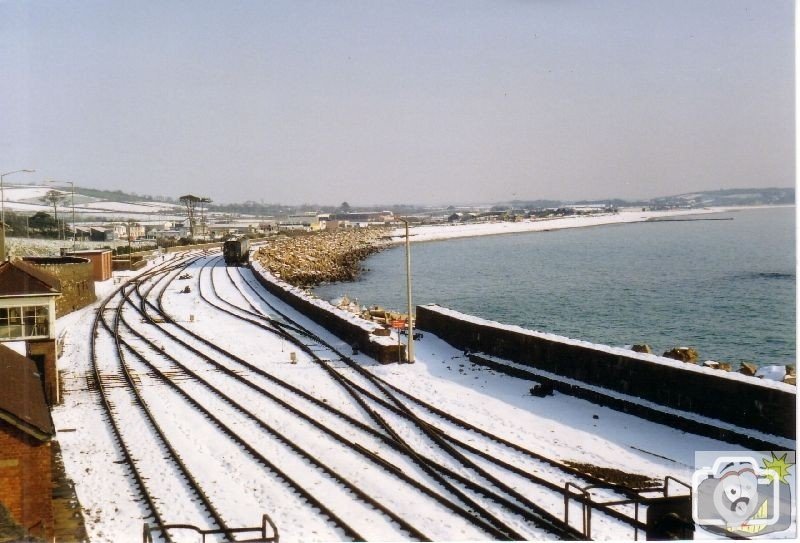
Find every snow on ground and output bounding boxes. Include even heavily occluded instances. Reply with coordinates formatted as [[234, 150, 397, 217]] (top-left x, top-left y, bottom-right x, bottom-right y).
[[80, 201, 179, 213], [3, 185, 179, 213], [51, 251, 796, 542], [2, 185, 56, 201], [4, 236, 135, 257], [388, 206, 772, 243], [52, 268, 154, 540]]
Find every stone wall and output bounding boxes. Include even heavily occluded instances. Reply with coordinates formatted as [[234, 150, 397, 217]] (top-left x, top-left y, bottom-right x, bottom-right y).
[[249, 263, 404, 364], [0, 422, 53, 541], [417, 305, 796, 439], [21, 257, 96, 317]]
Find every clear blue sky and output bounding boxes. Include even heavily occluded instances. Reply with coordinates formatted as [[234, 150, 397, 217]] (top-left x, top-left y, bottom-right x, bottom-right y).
[[0, 1, 794, 205]]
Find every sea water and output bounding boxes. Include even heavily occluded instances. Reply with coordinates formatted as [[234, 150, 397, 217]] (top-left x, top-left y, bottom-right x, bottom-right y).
[[314, 207, 795, 367]]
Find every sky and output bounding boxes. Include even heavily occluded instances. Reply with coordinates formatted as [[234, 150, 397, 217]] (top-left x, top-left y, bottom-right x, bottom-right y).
[[0, 1, 794, 206]]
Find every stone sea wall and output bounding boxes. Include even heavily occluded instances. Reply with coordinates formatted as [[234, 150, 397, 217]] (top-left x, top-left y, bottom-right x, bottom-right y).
[[417, 304, 796, 441], [249, 260, 405, 364]]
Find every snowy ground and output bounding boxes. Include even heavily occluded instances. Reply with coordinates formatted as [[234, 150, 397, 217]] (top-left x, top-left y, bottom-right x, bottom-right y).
[[50, 251, 796, 542], [388, 206, 784, 243], [4, 236, 143, 257], [3, 184, 182, 215]]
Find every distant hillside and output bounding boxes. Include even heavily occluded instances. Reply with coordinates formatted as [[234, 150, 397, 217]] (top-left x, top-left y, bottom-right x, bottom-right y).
[[76, 187, 177, 204], [67, 185, 793, 215], [657, 187, 794, 207], [567, 188, 793, 209]]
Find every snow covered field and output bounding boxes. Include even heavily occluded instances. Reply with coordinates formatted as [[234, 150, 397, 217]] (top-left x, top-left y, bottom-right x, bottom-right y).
[[2, 184, 184, 220], [51, 250, 796, 542]]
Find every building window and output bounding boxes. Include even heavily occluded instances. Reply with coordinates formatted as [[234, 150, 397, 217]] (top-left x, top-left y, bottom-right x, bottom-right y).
[[0, 305, 49, 339]]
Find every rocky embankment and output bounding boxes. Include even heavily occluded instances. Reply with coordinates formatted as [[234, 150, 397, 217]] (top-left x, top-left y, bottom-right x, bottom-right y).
[[253, 229, 388, 287]]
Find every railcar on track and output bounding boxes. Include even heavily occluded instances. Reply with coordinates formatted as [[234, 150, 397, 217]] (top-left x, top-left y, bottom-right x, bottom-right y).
[[222, 236, 250, 266]]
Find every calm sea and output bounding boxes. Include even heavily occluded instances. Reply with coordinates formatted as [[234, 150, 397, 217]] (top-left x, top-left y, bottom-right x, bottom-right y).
[[314, 207, 796, 367]]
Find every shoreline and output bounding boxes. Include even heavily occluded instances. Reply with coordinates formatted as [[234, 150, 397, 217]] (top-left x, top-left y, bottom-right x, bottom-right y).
[[387, 204, 793, 244]]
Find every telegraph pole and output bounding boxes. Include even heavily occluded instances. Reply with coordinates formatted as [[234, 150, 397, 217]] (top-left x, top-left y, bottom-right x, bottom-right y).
[[399, 217, 414, 363]]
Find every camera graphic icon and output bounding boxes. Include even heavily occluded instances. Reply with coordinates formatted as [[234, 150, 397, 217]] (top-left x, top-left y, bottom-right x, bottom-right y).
[[692, 453, 794, 537]]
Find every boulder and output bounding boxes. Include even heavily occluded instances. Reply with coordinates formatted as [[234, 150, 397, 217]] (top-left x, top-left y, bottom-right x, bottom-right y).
[[631, 344, 652, 354], [372, 327, 391, 337], [529, 382, 554, 397], [662, 347, 699, 363], [738, 362, 758, 376]]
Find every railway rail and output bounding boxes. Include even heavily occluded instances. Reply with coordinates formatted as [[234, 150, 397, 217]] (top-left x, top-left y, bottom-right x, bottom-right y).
[[91, 256, 236, 542], [89, 249, 692, 541]]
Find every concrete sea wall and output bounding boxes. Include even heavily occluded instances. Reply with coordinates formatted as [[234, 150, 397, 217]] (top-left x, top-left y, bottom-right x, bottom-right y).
[[249, 261, 405, 364], [417, 305, 795, 440]]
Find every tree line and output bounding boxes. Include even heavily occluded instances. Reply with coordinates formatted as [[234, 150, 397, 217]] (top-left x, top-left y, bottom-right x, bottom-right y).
[[2, 210, 72, 239]]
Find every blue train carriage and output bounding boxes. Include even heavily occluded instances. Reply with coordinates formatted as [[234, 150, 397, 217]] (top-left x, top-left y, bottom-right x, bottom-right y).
[[222, 236, 250, 266]]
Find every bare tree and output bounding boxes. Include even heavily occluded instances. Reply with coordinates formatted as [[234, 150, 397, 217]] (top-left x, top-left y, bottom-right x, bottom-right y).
[[40, 190, 66, 227], [179, 194, 202, 238]]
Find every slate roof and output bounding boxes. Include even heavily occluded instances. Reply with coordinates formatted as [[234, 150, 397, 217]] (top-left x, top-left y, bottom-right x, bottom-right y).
[[0, 260, 60, 297], [0, 344, 54, 440]]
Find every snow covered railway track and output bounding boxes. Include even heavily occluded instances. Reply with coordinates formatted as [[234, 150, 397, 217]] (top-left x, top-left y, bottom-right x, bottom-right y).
[[111, 251, 689, 541], [208, 258, 688, 541], [115, 298, 437, 542], [91, 259, 233, 543], [182, 256, 592, 540], [111, 262, 462, 541], [122, 286, 561, 541], [131, 256, 555, 540]]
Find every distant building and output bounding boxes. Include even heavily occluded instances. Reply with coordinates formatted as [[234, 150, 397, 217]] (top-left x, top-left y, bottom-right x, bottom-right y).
[[89, 227, 114, 242], [286, 213, 322, 231], [331, 211, 394, 223], [153, 229, 183, 240], [206, 222, 260, 238], [65, 249, 113, 282]]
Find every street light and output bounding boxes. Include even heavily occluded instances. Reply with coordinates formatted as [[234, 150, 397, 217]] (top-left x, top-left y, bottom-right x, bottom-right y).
[[200, 197, 212, 240], [46, 180, 76, 250], [398, 217, 415, 363], [1, 169, 36, 259]]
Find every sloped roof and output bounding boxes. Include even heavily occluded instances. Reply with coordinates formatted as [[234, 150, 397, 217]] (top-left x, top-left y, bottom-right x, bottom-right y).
[[0, 260, 60, 297], [0, 344, 54, 440]]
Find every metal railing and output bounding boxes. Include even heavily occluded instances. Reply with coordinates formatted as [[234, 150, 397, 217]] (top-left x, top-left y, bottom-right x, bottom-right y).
[[143, 515, 279, 543], [564, 476, 692, 540]]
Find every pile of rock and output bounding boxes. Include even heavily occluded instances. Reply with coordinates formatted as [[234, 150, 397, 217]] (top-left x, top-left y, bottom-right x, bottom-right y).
[[635, 344, 795, 385], [253, 228, 388, 287]]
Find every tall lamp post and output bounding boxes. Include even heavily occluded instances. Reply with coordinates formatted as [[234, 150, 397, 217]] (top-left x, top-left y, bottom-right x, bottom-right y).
[[398, 217, 415, 363], [46, 180, 76, 250], [200, 197, 211, 240], [1, 169, 36, 259]]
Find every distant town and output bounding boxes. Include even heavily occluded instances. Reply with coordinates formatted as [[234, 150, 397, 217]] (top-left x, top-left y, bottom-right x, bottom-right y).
[[2, 185, 793, 254]]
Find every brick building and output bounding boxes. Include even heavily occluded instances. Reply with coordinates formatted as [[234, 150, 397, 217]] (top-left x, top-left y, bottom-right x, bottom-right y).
[[0, 261, 61, 405], [65, 249, 113, 282], [19, 257, 96, 317], [0, 343, 55, 541]]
